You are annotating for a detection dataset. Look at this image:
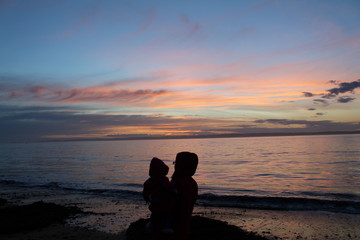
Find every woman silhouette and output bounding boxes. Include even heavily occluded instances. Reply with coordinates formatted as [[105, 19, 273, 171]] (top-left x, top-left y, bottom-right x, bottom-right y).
[[171, 152, 199, 240]]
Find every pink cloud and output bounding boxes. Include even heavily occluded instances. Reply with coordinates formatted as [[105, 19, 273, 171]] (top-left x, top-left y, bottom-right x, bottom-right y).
[[0, 0, 13, 8], [3, 82, 170, 107], [180, 15, 201, 38], [42, 4, 101, 39]]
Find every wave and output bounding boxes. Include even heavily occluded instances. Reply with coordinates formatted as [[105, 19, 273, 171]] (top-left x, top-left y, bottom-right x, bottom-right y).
[[197, 193, 360, 214], [1, 180, 359, 214], [0, 179, 143, 199]]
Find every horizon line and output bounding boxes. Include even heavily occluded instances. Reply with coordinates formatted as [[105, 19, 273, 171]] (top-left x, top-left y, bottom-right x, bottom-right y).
[[29, 130, 360, 143]]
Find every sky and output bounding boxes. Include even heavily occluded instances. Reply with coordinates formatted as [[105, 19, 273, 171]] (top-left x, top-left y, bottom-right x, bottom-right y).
[[0, 0, 360, 142]]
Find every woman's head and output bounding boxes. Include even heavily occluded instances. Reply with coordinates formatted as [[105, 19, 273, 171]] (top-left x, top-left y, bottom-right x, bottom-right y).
[[173, 152, 198, 177]]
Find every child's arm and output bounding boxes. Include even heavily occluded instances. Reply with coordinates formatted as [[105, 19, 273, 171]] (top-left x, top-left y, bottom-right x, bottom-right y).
[[162, 179, 178, 196], [143, 179, 151, 203]]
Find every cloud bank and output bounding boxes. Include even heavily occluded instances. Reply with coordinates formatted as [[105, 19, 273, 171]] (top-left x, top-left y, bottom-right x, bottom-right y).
[[303, 79, 359, 105], [1, 105, 359, 142], [327, 79, 360, 95]]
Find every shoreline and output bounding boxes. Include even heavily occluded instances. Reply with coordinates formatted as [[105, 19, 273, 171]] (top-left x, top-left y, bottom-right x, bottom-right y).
[[1, 184, 359, 239]]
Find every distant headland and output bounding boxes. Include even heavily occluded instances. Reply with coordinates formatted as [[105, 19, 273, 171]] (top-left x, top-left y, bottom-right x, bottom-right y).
[[44, 130, 360, 143]]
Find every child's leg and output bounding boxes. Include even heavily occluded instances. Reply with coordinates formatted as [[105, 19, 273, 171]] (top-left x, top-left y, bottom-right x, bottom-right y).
[[146, 213, 159, 232], [159, 214, 174, 234]]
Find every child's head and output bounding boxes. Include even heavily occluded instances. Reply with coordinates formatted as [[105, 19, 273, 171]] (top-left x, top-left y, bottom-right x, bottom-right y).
[[149, 157, 169, 178], [173, 152, 198, 177]]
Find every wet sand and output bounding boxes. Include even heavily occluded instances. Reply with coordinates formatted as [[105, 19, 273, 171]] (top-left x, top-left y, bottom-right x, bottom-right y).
[[1, 184, 359, 240]]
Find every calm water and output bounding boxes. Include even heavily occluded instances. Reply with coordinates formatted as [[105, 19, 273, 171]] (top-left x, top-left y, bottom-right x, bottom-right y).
[[1, 134, 360, 213]]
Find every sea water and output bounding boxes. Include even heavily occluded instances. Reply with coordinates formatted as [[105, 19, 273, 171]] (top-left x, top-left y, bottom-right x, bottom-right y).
[[1, 134, 359, 213]]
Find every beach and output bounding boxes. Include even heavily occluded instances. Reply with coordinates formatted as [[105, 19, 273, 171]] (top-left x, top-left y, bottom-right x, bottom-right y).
[[1, 183, 359, 240]]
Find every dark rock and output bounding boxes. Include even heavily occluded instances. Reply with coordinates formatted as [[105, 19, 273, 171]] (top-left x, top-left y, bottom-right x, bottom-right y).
[[0, 198, 7, 206], [126, 216, 269, 240], [0, 201, 83, 234]]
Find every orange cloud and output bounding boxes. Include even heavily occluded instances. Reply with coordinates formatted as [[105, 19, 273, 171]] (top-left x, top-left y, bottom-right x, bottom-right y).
[[2, 60, 356, 113]]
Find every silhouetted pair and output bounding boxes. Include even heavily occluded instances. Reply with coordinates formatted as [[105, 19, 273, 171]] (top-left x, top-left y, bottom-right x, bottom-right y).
[[143, 152, 198, 240]]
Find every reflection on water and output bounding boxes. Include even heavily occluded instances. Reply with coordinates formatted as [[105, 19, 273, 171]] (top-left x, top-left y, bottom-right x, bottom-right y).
[[0, 134, 359, 200]]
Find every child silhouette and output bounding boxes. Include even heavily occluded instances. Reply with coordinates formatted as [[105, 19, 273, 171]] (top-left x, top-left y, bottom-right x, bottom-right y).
[[143, 157, 177, 234]]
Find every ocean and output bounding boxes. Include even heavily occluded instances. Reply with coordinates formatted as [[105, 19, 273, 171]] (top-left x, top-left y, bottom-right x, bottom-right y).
[[1, 134, 359, 214]]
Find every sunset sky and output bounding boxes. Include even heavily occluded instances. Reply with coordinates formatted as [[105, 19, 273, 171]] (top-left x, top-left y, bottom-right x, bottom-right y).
[[1, 0, 359, 142]]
